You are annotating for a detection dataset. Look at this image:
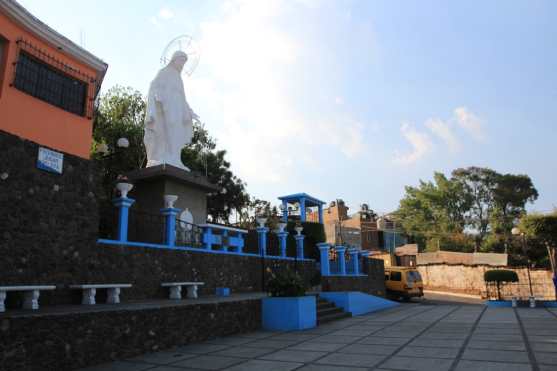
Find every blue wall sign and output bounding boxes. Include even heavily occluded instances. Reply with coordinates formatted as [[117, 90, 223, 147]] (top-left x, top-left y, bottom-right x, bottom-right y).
[[37, 147, 63, 174]]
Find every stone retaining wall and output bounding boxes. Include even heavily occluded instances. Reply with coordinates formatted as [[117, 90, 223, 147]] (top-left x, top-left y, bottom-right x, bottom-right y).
[[417, 263, 556, 300], [1, 299, 261, 371], [322, 258, 386, 297]]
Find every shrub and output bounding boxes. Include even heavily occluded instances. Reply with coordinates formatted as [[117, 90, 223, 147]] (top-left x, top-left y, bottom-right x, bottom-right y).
[[266, 269, 306, 297], [484, 269, 519, 300]]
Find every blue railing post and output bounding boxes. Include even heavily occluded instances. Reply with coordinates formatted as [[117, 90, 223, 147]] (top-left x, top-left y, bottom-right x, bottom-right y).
[[113, 196, 135, 243], [295, 234, 305, 259], [336, 245, 347, 276], [256, 227, 269, 256], [203, 226, 213, 250], [236, 232, 245, 253], [222, 230, 229, 252], [277, 231, 288, 257], [317, 243, 330, 276], [348, 248, 359, 275], [161, 207, 180, 247]]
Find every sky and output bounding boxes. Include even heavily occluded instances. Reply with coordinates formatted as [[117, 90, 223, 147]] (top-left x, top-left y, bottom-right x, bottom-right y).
[[18, 0, 557, 215]]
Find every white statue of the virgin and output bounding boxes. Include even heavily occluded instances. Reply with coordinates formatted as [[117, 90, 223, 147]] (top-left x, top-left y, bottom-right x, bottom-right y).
[[144, 50, 197, 171]]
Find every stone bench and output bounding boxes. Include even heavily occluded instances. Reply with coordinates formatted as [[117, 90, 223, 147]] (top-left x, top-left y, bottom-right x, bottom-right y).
[[0, 285, 56, 312], [161, 282, 205, 300], [69, 284, 132, 305]]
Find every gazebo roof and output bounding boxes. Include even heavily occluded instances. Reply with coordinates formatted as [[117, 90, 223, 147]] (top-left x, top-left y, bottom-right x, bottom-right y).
[[278, 193, 325, 207]]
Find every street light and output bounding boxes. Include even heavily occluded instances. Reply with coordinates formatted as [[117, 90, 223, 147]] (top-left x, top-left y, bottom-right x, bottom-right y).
[[512, 227, 534, 297]]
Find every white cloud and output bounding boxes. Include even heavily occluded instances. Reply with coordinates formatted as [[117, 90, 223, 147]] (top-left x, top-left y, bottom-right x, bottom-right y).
[[425, 118, 460, 153], [394, 123, 433, 165], [189, 0, 368, 185], [454, 106, 485, 141], [149, 7, 175, 26], [335, 96, 344, 105], [158, 7, 174, 20]]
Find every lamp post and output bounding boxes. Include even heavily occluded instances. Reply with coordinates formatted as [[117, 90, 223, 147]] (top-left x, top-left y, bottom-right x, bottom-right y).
[[512, 227, 534, 298]]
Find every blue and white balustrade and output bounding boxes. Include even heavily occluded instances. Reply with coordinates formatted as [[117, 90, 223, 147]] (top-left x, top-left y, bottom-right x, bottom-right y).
[[256, 217, 269, 256], [317, 243, 331, 276], [199, 223, 247, 253], [294, 225, 305, 259], [275, 222, 288, 258], [317, 243, 369, 277], [162, 195, 179, 247], [113, 182, 135, 243]]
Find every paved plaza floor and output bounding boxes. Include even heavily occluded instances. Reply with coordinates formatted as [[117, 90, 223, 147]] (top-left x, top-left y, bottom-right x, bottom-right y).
[[83, 303, 557, 371]]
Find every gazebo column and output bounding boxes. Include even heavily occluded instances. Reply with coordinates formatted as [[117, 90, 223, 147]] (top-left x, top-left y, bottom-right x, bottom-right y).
[[318, 204, 323, 224], [281, 200, 288, 222], [300, 197, 306, 222]]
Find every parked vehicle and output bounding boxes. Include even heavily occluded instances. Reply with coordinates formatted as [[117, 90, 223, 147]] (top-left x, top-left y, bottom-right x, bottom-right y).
[[384, 266, 424, 300]]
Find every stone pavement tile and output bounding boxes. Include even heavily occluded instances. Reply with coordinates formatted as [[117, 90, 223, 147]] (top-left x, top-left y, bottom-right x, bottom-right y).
[[380, 356, 453, 371], [329, 329, 378, 337], [210, 346, 275, 359], [467, 340, 526, 351], [269, 333, 318, 342], [125, 350, 198, 365], [462, 349, 530, 363], [297, 364, 370, 371], [540, 365, 557, 371], [315, 353, 386, 368], [150, 367, 204, 371], [171, 355, 244, 370], [535, 352, 557, 365], [527, 335, 557, 343], [474, 328, 522, 335], [531, 342, 557, 352], [259, 349, 327, 363], [418, 332, 469, 340], [312, 334, 363, 344], [224, 359, 302, 371], [237, 331, 279, 339], [242, 339, 298, 349], [454, 360, 532, 371], [80, 361, 155, 371], [357, 336, 408, 346], [471, 334, 524, 342], [206, 336, 258, 346], [408, 338, 464, 348], [336, 344, 398, 356], [299, 327, 336, 335], [397, 346, 460, 359], [287, 341, 347, 352], [174, 344, 230, 355]]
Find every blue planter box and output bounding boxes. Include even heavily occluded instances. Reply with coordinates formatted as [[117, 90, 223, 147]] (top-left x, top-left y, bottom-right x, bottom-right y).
[[486, 300, 513, 307], [262, 296, 316, 331]]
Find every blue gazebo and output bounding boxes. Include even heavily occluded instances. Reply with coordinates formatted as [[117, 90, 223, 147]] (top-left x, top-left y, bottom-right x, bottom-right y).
[[278, 193, 325, 224]]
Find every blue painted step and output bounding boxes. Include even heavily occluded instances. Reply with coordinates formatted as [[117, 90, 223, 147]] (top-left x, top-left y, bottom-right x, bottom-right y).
[[319, 291, 399, 316]]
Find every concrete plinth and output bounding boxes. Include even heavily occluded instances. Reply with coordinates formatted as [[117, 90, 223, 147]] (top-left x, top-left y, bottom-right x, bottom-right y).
[[126, 165, 219, 241]]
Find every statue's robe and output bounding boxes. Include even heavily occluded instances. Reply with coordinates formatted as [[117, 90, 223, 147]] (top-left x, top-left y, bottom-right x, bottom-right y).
[[144, 64, 193, 170]]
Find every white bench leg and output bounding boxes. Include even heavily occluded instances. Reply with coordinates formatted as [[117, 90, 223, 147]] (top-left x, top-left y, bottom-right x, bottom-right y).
[[0, 291, 6, 313], [82, 288, 96, 305], [107, 288, 121, 304], [169, 286, 182, 300], [186, 285, 198, 299], [23, 290, 40, 310]]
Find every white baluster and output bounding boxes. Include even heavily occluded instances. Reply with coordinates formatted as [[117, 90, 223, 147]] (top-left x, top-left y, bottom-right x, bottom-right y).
[[23, 290, 40, 310]]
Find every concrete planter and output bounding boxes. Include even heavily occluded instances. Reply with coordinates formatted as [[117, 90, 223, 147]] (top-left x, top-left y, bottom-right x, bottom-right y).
[[486, 300, 513, 307], [262, 296, 316, 331]]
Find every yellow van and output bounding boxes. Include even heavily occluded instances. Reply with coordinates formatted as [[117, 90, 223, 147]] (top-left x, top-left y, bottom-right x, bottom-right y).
[[384, 267, 424, 300]]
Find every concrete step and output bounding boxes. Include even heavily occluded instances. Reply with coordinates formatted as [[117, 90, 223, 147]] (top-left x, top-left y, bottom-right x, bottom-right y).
[[317, 311, 351, 325], [317, 306, 344, 317]]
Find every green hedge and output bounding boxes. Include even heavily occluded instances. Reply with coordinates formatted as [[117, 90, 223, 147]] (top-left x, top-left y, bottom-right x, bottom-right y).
[[484, 269, 519, 283], [286, 221, 326, 260]]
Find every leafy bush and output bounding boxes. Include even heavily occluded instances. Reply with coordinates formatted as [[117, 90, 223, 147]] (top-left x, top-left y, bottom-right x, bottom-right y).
[[266, 269, 306, 297], [484, 270, 519, 283], [286, 221, 326, 260], [484, 269, 519, 300]]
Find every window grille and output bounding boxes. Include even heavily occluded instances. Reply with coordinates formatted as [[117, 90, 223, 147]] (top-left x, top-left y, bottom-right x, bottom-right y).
[[11, 39, 96, 118]]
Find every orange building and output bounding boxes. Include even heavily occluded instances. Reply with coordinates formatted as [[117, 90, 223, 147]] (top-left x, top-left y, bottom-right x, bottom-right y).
[[0, 0, 107, 158]]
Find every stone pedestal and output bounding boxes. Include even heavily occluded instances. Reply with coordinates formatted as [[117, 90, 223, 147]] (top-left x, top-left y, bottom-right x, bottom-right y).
[[126, 165, 219, 242]]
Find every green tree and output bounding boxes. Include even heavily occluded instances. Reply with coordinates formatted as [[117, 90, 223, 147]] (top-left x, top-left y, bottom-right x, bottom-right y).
[[520, 213, 557, 297]]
